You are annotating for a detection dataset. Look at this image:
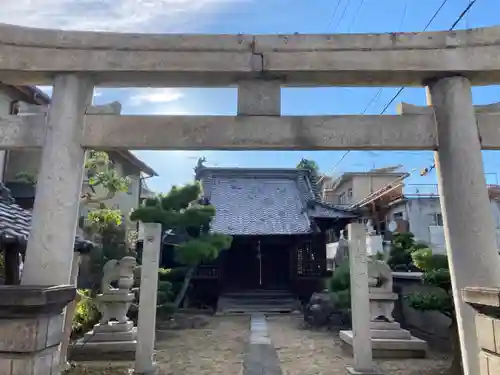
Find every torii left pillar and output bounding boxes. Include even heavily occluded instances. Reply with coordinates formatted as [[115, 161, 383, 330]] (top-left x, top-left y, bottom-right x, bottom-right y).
[[0, 75, 93, 375]]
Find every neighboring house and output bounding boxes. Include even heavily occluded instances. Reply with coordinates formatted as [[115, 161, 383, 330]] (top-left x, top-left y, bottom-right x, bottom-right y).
[[323, 170, 406, 207], [385, 185, 500, 254], [0, 183, 93, 285], [0, 84, 158, 227], [185, 167, 357, 301]]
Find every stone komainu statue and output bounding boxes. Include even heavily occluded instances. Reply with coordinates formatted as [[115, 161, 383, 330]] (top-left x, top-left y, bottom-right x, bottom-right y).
[[101, 256, 137, 293], [367, 258, 393, 292]]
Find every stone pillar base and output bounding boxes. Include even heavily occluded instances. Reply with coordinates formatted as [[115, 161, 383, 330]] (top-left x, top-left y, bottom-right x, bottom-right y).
[[0, 285, 76, 375], [340, 321, 427, 359], [463, 287, 500, 375], [70, 321, 137, 361], [128, 363, 159, 375], [345, 367, 382, 375]]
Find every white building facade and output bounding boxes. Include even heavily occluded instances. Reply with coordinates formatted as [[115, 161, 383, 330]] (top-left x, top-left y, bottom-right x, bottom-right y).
[[386, 196, 500, 254]]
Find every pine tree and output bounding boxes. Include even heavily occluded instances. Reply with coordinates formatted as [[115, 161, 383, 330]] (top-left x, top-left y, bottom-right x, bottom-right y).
[[131, 181, 232, 307]]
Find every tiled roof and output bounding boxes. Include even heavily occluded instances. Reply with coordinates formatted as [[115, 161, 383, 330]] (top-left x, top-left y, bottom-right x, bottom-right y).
[[0, 200, 31, 241], [0, 184, 93, 253], [197, 168, 358, 236], [306, 200, 359, 219]]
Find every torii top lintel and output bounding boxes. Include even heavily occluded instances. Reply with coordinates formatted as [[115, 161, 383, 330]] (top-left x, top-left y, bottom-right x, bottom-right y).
[[1, 23, 500, 87]]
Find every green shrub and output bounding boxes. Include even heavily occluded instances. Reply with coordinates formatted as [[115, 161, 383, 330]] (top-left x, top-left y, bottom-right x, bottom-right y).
[[326, 259, 352, 321], [158, 267, 189, 282], [157, 302, 177, 319], [0, 254, 4, 278], [412, 248, 449, 272], [72, 289, 100, 338], [328, 259, 350, 292], [334, 289, 351, 310], [387, 232, 431, 271]]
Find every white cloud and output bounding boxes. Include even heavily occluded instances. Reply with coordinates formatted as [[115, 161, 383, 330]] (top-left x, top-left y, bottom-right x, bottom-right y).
[[37, 85, 103, 99], [129, 88, 184, 106], [0, 0, 248, 32]]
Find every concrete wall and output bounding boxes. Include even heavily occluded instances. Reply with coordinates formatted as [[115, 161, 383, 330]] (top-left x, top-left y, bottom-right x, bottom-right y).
[[3, 147, 141, 224], [392, 273, 452, 351], [327, 178, 354, 205], [0, 86, 28, 181], [325, 174, 402, 206], [352, 175, 398, 204], [387, 197, 500, 253], [387, 198, 442, 249]]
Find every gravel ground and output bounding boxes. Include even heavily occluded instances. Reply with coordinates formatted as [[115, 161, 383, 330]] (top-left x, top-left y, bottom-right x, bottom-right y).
[[67, 314, 451, 375], [266, 315, 451, 375], [67, 315, 249, 375], [155, 315, 248, 375]]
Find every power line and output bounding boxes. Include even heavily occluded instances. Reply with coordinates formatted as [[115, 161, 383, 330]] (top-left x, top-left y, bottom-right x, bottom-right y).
[[379, 0, 477, 114], [422, 0, 450, 31], [333, 0, 352, 32], [347, 0, 366, 32], [327, 0, 343, 29], [450, 0, 477, 30], [320, 0, 479, 184], [361, 0, 408, 114]]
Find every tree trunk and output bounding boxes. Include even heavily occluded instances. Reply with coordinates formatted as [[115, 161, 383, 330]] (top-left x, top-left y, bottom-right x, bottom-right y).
[[174, 267, 195, 308], [447, 318, 463, 375]]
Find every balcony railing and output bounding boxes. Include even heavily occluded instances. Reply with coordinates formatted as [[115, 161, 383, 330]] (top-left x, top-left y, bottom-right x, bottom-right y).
[[404, 184, 500, 198]]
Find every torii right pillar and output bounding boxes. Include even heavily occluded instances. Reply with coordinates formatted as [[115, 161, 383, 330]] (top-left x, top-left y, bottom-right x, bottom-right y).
[[427, 76, 500, 375]]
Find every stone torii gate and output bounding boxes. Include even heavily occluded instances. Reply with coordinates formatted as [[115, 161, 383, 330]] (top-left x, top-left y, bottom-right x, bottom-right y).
[[0, 23, 500, 375]]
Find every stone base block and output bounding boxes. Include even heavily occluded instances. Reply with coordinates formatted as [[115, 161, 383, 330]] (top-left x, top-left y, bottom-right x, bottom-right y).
[[0, 343, 60, 375], [345, 366, 382, 375], [84, 327, 137, 342], [0, 285, 76, 375], [370, 321, 400, 331], [94, 321, 134, 333], [340, 330, 427, 359], [69, 340, 137, 361], [128, 362, 159, 375], [371, 329, 411, 340], [480, 351, 500, 375]]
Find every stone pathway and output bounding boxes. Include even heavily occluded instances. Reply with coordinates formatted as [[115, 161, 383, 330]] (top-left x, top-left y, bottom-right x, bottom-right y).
[[243, 314, 282, 375]]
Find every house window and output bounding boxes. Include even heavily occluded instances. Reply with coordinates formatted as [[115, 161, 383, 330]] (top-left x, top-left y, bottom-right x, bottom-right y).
[[347, 188, 353, 201], [430, 213, 443, 226], [393, 212, 404, 220], [127, 183, 133, 195], [338, 192, 346, 204]]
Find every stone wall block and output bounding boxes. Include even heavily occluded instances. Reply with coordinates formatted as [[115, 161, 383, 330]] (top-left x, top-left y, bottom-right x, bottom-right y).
[[9, 346, 59, 375], [0, 317, 51, 352], [476, 314, 496, 353], [46, 313, 64, 348], [480, 351, 500, 375], [463, 286, 500, 375], [494, 319, 500, 353]]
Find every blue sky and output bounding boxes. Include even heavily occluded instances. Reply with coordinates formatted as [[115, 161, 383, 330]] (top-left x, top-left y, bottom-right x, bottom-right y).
[[3, 0, 500, 192]]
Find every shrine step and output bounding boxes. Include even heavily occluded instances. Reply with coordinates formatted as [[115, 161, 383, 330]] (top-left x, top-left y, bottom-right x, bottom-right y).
[[217, 290, 300, 314]]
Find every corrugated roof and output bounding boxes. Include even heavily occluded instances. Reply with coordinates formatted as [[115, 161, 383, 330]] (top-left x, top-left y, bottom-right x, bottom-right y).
[[197, 168, 358, 236]]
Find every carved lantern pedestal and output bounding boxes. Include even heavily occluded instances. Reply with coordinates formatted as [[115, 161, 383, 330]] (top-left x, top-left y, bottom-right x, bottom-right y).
[[0, 285, 76, 375], [340, 260, 427, 359], [70, 257, 138, 361]]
